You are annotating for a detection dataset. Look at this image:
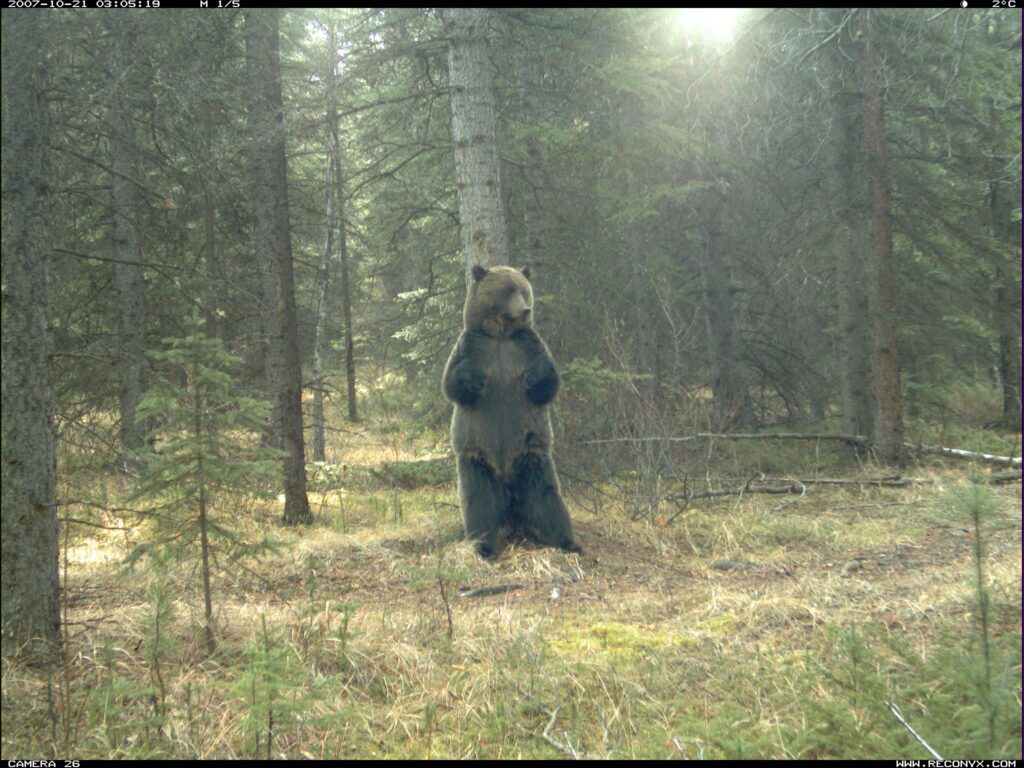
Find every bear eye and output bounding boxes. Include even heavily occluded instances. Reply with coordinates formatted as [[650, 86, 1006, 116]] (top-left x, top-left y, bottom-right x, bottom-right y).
[[502, 286, 515, 299]]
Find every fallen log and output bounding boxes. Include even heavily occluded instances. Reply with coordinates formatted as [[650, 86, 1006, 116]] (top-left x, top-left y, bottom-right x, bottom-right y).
[[662, 471, 1020, 519], [664, 475, 930, 505], [580, 432, 868, 447], [580, 432, 1021, 467], [903, 442, 1021, 467], [458, 583, 523, 599]]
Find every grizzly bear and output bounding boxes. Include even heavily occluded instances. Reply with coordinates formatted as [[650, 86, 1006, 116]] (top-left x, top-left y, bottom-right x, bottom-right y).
[[442, 265, 580, 558]]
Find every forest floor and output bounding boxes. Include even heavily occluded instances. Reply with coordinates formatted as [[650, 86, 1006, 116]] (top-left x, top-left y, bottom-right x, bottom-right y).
[[2, 393, 1022, 759]]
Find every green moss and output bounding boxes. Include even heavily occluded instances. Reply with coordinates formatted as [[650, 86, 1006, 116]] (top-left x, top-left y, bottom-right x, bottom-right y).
[[549, 621, 689, 664]]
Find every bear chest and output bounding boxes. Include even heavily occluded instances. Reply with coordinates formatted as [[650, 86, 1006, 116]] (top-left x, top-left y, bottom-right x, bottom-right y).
[[481, 339, 528, 397], [452, 337, 549, 478]]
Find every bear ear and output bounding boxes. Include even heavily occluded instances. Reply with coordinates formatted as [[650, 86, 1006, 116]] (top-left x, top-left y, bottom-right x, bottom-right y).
[[471, 265, 488, 283], [520, 266, 531, 280]]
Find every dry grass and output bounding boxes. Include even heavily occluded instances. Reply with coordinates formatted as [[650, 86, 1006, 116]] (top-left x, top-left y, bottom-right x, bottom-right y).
[[3, 405, 1021, 760]]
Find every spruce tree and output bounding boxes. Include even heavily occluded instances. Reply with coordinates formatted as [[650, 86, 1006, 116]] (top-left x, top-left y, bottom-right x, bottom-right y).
[[130, 312, 282, 654]]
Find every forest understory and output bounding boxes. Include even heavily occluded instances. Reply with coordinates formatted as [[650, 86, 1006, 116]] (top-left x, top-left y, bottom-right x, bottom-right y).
[[3, 378, 1020, 760], [2, 7, 1021, 761]]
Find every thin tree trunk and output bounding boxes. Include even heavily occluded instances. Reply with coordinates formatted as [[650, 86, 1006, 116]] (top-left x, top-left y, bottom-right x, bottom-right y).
[[445, 8, 510, 282], [1, 12, 61, 663], [245, 13, 283, 451], [199, 95, 223, 342], [311, 141, 335, 462], [109, 17, 147, 465], [861, 12, 903, 465], [198, 479, 214, 655], [259, 276, 283, 449], [335, 164, 358, 423], [834, 107, 874, 442], [245, 9, 312, 525], [988, 106, 1022, 430], [697, 190, 753, 429], [191, 350, 215, 655], [993, 249, 1022, 431], [627, 168, 658, 403], [325, 23, 358, 423]]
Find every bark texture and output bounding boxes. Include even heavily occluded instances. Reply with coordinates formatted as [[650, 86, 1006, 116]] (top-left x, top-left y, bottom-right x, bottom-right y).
[[445, 8, 510, 284], [860, 13, 903, 465], [697, 189, 753, 429], [244, 9, 312, 524], [109, 16, 148, 463], [1, 12, 61, 662]]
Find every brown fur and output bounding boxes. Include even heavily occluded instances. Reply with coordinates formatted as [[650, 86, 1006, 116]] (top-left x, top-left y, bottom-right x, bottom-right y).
[[463, 266, 535, 338], [443, 265, 579, 557]]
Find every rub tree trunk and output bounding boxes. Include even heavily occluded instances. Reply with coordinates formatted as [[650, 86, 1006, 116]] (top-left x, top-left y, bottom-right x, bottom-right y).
[[445, 8, 510, 282], [1, 12, 61, 663], [244, 9, 312, 525]]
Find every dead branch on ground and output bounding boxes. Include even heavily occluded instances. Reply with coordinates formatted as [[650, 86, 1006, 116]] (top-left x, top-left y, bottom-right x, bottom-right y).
[[579, 432, 1022, 467]]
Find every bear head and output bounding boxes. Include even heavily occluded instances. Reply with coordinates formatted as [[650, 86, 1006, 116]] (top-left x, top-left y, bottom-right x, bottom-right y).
[[464, 265, 535, 338]]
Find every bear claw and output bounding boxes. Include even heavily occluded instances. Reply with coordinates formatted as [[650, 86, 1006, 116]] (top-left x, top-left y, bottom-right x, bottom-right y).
[[474, 542, 496, 559]]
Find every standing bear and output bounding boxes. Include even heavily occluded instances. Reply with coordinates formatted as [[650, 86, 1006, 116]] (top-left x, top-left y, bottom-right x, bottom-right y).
[[442, 265, 581, 558]]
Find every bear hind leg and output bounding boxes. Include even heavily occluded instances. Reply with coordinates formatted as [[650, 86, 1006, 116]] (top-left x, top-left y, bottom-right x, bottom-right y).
[[511, 453, 581, 554], [458, 456, 506, 558]]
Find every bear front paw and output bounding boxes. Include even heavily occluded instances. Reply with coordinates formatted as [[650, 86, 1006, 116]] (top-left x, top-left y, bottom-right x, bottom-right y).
[[474, 541, 497, 559], [525, 362, 559, 405], [445, 359, 487, 406], [458, 368, 486, 404]]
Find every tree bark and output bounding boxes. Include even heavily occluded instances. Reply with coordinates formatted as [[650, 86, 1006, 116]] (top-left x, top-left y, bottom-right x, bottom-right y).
[[244, 9, 312, 525], [336, 160, 358, 423], [1, 12, 61, 663], [245, 13, 283, 450], [697, 189, 754, 429], [325, 22, 358, 423], [831, 14, 874, 446], [988, 97, 1022, 431], [309, 75, 337, 462], [109, 16, 148, 465], [445, 8, 510, 283], [860, 12, 903, 465], [312, 131, 335, 462], [992, 214, 1022, 432]]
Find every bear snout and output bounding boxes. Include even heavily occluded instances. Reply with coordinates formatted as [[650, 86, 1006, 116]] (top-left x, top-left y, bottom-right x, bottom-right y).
[[507, 294, 532, 325]]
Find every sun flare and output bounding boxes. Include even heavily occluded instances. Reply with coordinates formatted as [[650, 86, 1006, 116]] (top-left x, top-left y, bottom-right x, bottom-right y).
[[675, 8, 742, 44]]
